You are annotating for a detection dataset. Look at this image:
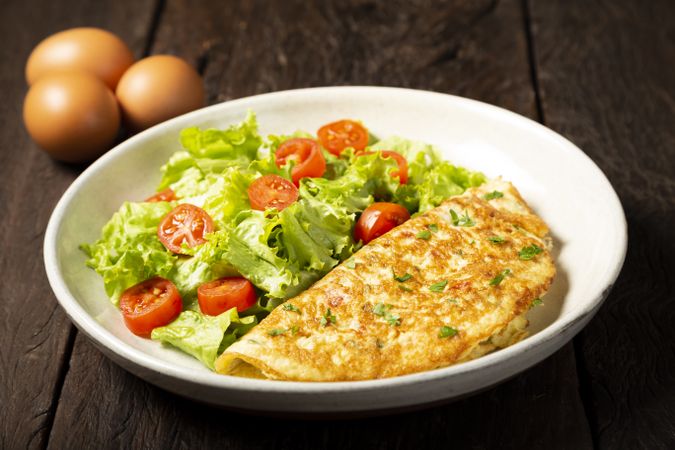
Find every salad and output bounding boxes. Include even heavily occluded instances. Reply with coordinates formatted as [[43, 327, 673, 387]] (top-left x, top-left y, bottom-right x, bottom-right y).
[[82, 113, 486, 370]]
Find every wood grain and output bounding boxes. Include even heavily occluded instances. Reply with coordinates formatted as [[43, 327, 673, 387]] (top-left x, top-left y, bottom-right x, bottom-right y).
[[0, 1, 158, 448], [529, 0, 675, 448], [47, 0, 593, 448]]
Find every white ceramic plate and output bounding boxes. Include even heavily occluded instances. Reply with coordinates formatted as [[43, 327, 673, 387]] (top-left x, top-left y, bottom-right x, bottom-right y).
[[44, 86, 626, 414]]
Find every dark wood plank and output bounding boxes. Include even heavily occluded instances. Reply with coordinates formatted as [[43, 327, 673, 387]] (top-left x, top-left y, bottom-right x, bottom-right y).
[[529, 0, 675, 448], [48, 0, 593, 448], [0, 1, 158, 448]]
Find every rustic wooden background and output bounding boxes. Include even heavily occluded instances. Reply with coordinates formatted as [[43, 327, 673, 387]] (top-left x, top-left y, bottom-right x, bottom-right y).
[[2, 0, 673, 448]]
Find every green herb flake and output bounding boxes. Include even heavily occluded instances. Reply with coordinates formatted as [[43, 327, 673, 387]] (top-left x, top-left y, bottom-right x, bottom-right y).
[[394, 272, 413, 283], [268, 328, 286, 336], [320, 308, 336, 327], [519, 244, 543, 260], [449, 209, 475, 227], [489, 269, 511, 286], [428, 223, 439, 233], [439, 326, 459, 338], [387, 315, 401, 326], [483, 190, 504, 200], [372, 302, 401, 326], [488, 236, 505, 244], [530, 298, 543, 308], [399, 284, 413, 292], [345, 259, 357, 269], [447, 298, 459, 304], [283, 303, 301, 314], [376, 339, 384, 349], [416, 229, 432, 240], [429, 280, 448, 293], [290, 325, 300, 335]]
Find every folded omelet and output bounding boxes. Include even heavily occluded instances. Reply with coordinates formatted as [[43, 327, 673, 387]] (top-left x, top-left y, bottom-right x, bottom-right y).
[[216, 179, 555, 381]]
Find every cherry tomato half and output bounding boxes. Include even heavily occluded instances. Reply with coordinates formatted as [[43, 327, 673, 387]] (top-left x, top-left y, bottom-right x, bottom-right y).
[[145, 188, 177, 203], [158, 204, 215, 254], [358, 150, 409, 184], [119, 277, 182, 337], [317, 119, 369, 156], [198, 277, 257, 315], [275, 138, 326, 185], [354, 202, 411, 244], [248, 174, 299, 211]]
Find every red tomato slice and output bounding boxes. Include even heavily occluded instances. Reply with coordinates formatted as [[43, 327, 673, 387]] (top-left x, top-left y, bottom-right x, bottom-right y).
[[317, 119, 369, 156], [354, 202, 411, 244], [275, 138, 327, 185], [158, 204, 215, 254], [248, 174, 299, 211], [358, 150, 409, 184], [119, 277, 182, 337], [145, 188, 177, 202], [198, 277, 257, 315]]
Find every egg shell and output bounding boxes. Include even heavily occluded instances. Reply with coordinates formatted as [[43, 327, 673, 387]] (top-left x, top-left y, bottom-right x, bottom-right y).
[[115, 55, 205, 132], [23, 71, 120, 163], [26, 27, 134, 89]]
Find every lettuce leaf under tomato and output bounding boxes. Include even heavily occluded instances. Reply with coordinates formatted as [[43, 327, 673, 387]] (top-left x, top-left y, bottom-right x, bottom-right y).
[[151, 308, 258, 369], [80, 201, 177, 304]]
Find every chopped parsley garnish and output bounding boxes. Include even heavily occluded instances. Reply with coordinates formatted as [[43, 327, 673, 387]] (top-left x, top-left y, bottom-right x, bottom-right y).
[[394, 272, 413, 282], [416, 229, 432, 240], [270, 325, 301, 336], [483, 190, 504, 200], [530, 298, 543, 308], [268, 329, 286, 336], [282, 303, 301, 314], [345, 259, 357, 269], [428, 223, 439, 233], [447, 297, 459, 304], [372, 302, 401, 326], [449, 209, 475, 227], [320, 308, 336, 326], [489, 269, 511, 286], [429, 280, 448, 292], [439, 326, 459, 338], [519, 244, 543, 260], [399, 284, 413, 292], [376, 339, 384, 349], [488, 236, 505, 244]]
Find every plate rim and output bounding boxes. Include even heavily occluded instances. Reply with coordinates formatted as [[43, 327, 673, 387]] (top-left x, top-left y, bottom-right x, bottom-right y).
[[43, 85, 628, 396]]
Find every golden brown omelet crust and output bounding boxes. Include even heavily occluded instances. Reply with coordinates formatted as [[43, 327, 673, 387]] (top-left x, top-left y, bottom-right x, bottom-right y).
[[216, 180, 556, 381]]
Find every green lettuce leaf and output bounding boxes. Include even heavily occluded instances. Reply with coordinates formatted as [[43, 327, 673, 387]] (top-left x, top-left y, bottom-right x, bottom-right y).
[[158, 111, 262, 190], [371, 136, 486, 213], [224, 210, 297, 299], [224, 193, 357, 299], [151, 309, 258, 369], [414, 162, 486, 212], [300, 150, 401, 213], [80, 201, 177, 304], [370, 136, 440, 185], [171, 230, 239, 308]]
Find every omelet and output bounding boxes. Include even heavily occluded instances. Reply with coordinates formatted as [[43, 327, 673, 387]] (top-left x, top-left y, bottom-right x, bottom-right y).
[[215, 179, 555, 381]]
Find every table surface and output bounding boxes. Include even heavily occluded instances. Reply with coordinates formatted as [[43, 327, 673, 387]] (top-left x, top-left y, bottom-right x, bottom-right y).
[[2, 0, 674, 448]]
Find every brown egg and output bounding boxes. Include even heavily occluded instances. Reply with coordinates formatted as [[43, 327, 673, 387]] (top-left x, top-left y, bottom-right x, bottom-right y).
[[26, 27, 134, 89], [116, 55, 205, 132], [23, 71, 120, 163]]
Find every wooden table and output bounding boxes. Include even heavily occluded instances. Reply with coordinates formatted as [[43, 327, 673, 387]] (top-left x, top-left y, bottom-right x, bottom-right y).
[[2, 0, 673, 448]]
